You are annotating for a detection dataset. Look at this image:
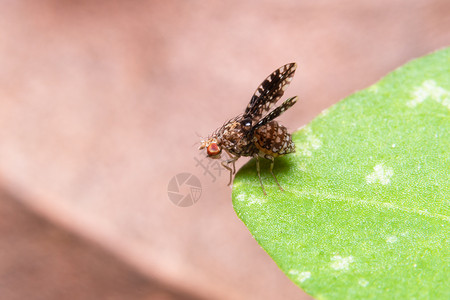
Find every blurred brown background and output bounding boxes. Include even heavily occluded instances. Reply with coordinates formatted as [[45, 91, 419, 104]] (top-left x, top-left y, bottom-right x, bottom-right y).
[[0, 0, 448, 299]]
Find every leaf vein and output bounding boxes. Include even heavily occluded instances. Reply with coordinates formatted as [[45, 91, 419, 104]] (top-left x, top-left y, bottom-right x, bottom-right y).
[[293, 190, 450, 222]]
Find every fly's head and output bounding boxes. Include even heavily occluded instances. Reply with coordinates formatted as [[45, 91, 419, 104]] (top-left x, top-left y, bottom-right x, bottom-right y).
[[199, 135, 222, 159]]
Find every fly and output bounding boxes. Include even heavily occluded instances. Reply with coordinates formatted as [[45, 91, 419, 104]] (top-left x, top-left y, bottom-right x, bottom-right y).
[[199, 63, 298, 195]]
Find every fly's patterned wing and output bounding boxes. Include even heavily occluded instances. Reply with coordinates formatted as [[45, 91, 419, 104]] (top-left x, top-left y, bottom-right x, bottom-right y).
[[250, 96, 298, 134], [244, 63, 297, 122]]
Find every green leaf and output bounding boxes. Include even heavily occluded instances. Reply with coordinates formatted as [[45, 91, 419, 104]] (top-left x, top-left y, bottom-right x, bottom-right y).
[[232, 48, 450, 299]]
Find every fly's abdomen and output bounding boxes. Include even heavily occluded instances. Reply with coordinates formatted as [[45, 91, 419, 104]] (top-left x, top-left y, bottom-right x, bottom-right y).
[[254, 121, 295, 157]]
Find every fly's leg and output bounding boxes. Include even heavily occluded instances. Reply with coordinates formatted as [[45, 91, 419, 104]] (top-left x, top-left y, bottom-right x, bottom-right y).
[[220, 161, 232, 186], [254, 154, 267, 195], [266, 155, 284, 191], [221, 154, 239, 186], [224, 149, 237, 174]]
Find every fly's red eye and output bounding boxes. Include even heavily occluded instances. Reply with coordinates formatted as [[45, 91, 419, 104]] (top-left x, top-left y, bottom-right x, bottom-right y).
[[207, 143, 221, 156]]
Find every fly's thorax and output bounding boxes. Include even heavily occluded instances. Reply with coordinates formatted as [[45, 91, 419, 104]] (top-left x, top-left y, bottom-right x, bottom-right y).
[[216, 117, 256, 157], [254, 121, 295, 157]]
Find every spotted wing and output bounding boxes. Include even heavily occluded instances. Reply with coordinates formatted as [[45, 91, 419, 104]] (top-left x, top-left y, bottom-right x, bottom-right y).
[[244, 63, 297, 122], [250, 96, 298, 134]]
